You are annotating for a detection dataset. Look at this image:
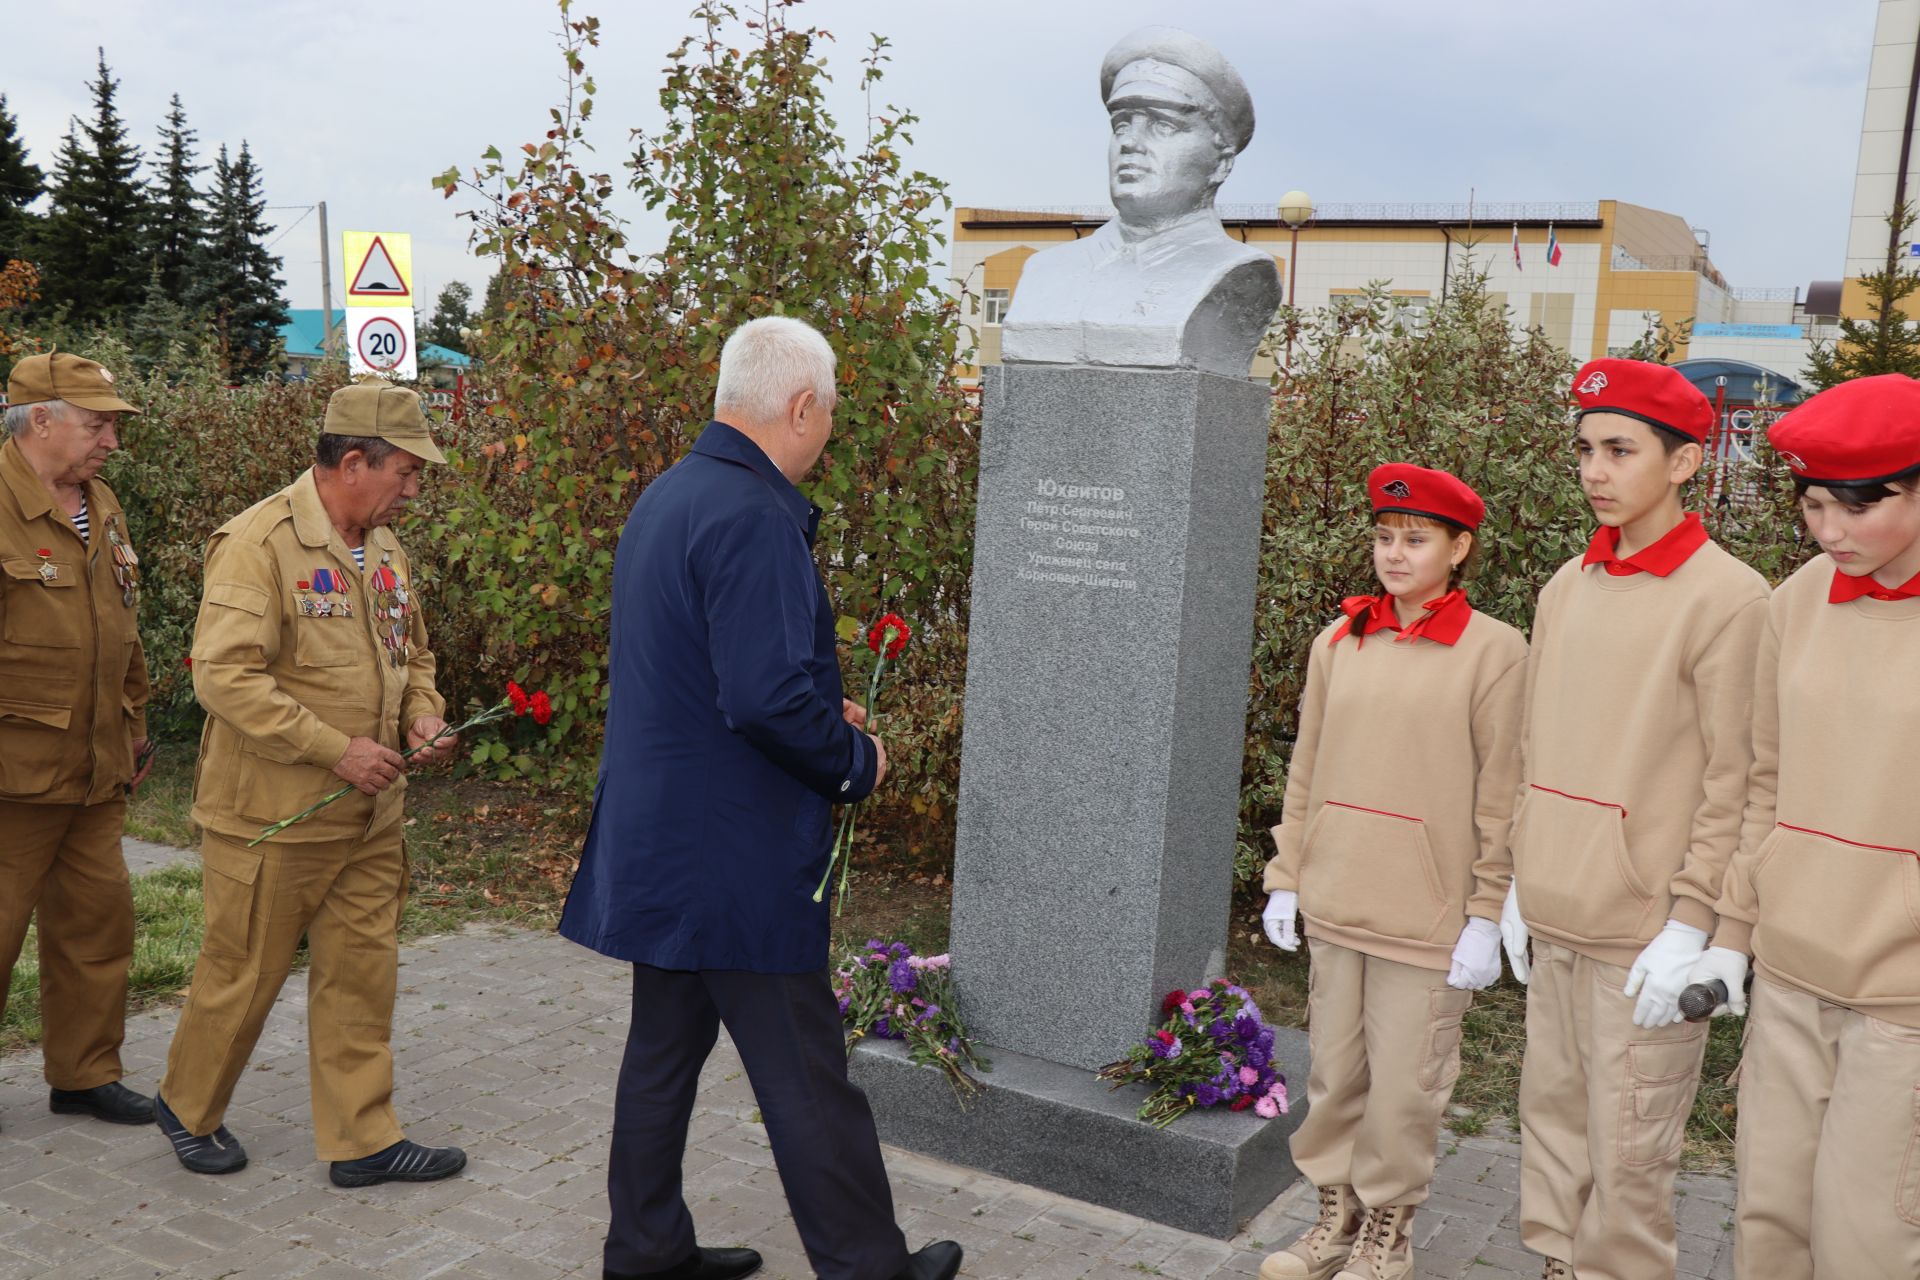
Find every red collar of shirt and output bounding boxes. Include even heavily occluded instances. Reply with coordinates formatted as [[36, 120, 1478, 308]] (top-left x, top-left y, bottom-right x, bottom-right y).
[[1331, 588, 1471, 648], [1829, 564, 1920, 603], [1581, 512, 1709, 578]]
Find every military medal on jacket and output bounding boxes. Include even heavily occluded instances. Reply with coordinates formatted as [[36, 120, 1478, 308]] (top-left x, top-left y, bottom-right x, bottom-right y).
[[294, 566, 354, 619], [106, 516, 139, 607], [370, 555, 411, 667]]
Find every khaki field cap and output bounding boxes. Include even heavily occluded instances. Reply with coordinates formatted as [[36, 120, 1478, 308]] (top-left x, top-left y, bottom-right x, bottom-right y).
[[6, 351, 140, 414], [321, 377, 446, 465]]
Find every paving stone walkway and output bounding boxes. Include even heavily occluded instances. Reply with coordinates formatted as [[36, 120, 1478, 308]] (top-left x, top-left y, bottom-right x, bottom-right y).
[[1, 851, 1738, 1279], [122, 837, 196, 877]]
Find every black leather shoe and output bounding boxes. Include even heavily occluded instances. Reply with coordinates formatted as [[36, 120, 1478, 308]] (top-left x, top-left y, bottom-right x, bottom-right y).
[[154, 1094, 248, 1174], [896, 1240, 962, 1280], [606, 1246, 763, 1280], [50, 1080, 155, 1125], [329, 1138, 467, 1187]]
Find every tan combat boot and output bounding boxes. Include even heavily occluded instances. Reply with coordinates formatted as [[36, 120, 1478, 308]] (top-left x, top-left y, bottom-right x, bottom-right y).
[[1541, 1260, 1574, 1279], [1259, 1184, 1364, 1280], [1332, 1204, 1415, 1280]]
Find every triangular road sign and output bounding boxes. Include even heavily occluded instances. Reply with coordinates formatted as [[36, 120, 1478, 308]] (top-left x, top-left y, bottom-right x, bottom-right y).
[[348, 235, 409, 299]]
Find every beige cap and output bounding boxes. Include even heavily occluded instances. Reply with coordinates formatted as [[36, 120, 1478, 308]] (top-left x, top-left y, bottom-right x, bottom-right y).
[[320, 378, 446, 465], [6, 351, 139, 413]]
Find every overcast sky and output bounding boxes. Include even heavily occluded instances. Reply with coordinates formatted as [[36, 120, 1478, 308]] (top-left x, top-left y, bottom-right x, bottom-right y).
[[2, 0, 1882, 314]]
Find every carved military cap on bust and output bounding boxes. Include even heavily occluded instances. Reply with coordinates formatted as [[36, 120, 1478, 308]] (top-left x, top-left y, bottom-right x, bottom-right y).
[[1099, 25, 1255, 156], [1000, 26, 1281, 378]]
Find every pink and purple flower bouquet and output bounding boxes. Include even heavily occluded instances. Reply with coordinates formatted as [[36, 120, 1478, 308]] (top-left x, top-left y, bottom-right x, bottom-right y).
[[836, 939, 989, 1105], [1097, 978, 1290, 1129]]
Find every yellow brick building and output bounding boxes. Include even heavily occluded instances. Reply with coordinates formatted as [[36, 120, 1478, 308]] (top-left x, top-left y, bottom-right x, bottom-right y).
[[951, 200, 1814, 384]]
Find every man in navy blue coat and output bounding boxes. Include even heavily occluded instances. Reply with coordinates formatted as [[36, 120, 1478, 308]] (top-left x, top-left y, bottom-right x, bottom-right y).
[[561, 318, 961, 1280]]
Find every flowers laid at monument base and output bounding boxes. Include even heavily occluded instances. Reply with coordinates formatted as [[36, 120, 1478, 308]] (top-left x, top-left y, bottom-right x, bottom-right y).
[[1097, 980, 1290, 1128], [837, 940, 988, 1104]]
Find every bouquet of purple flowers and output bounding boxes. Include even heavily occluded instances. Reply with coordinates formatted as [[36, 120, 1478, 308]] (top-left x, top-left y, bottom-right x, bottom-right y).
[[1097, 979, 1290, 1129], [836, 940, 989, 1105]]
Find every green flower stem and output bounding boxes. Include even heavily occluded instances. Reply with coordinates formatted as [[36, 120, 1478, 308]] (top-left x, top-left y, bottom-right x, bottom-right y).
[[247, 698, 516, 847], [812, 643, 894, 910]]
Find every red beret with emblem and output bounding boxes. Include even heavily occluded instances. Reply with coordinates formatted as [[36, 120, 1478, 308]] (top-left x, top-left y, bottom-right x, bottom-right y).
[[1766, 373, 1920, 484], [1368, 463, 1485, 532], [1570, 357, 1712, 444]]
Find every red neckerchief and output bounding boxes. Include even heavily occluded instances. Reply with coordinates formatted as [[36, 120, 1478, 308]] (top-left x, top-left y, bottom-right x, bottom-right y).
[[1581, 512, 1709, 578], [1330, 589, 1470, 648], [1830, 565, 1920, 603]]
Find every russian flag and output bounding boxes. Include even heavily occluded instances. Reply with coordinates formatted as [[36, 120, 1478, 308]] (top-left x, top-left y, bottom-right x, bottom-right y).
[[1512, 223, 1523, 271], [1547, 222, 1563, 267]]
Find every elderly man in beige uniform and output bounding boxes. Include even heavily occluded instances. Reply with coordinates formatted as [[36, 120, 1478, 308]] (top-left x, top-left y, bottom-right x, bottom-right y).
[[153, 379, 464, 1186], [0, 352, 154, 1131]]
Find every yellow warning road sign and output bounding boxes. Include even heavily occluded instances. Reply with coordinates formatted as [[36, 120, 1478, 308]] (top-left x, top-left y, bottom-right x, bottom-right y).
[[343, 231, 412, 305]]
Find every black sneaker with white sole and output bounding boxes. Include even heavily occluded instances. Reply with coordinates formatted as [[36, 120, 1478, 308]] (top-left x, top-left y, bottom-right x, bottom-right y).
[[329, 1138, 467, 1188], [154, 1094, 248, 1174]]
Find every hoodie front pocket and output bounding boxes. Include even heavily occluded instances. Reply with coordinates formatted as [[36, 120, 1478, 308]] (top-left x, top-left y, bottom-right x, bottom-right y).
[[1298, 801, 1450, 944], [1512, 785, 1652, 942], [1754, 823, 1920, 1006]]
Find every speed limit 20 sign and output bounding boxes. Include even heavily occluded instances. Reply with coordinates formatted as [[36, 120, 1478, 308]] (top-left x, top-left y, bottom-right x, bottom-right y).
[[346, 307, 419, 379]]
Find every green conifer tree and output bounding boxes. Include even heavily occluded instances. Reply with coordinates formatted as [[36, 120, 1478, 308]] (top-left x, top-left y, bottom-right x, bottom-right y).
[[193, 141, 288, 379], [1806, 201, 1920, 390], [0, 95, 44, 266], [34, 49, 151, 323], [126, 262, 189, 374], [147, 94, 205, 306]]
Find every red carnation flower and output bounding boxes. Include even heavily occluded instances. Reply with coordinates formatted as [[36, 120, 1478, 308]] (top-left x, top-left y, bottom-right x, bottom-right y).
[[867, 613, 911, 660], [1160, 989, 1187, 1019], [1153, 1028, 1176, 1046], [507, 681, 529, 717], [1230, 1094, 1254, 1112], [529, 691, 553, 726]]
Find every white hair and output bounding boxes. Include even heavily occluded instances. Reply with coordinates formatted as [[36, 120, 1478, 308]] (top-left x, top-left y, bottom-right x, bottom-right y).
[[713, 316, 837, 422], [4, 399, 68, 438]]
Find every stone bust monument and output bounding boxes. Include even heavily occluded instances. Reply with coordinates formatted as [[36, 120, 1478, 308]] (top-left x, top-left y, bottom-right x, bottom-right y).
[[1000, 26, 1283, 377]]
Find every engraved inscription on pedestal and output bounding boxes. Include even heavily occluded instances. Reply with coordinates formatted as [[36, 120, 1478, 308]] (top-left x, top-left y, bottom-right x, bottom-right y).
[[1017, 478, 1142, 593]]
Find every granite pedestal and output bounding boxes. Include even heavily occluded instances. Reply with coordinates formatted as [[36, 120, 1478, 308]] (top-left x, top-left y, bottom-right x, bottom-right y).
[[858, 363, 1301, 1237], [851, 1028, 1309, 1238]]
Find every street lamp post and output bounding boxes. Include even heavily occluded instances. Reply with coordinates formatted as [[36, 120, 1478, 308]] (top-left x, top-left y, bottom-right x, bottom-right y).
[[1278, 190, 1314, 370]]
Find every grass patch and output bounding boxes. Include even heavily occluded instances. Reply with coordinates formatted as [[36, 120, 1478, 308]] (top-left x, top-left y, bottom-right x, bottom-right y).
[[2, 861, 205, 1056], [125, 745, 197, 848]]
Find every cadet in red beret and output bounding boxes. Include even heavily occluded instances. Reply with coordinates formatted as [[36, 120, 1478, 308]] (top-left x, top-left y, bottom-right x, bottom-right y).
[[1258, 463, 1526, 1280], [1504, 358, 1770, 1279], [1690, 373, 1920, 1275]]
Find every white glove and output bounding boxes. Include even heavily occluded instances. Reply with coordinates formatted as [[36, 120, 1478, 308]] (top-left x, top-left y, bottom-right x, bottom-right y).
[[1499, 883, 1531, 985], [1623, 920, 1710, 1028], [1684, 946, 1750, 1017], [1262, 890, 1299, 951], [1447, 917, 1503, 990]]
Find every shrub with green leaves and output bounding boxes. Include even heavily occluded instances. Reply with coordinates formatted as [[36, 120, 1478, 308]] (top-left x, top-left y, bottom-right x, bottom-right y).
[[432, 2, 976, 845], [1236, 263, 1809, 887]]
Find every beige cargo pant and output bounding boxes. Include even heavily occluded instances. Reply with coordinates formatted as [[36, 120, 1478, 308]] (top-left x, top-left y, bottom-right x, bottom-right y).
[[159, 825, 407, 1161], [0, 798, 134, 1090], [1732, 976, 1920, 1278], [1290, 938, 1472, 1208], [1518, 938, 1707, 1280]]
